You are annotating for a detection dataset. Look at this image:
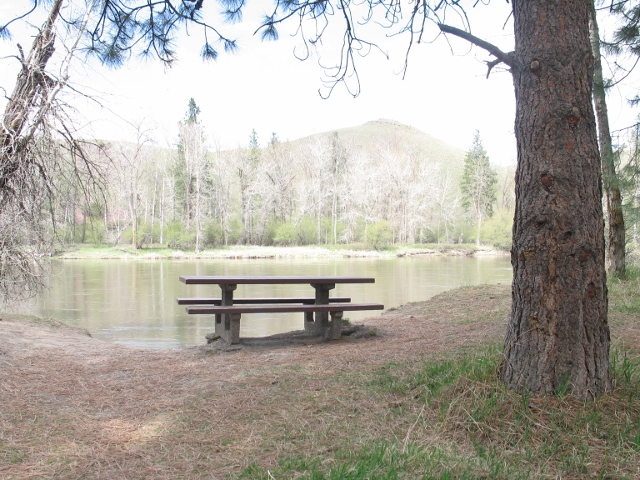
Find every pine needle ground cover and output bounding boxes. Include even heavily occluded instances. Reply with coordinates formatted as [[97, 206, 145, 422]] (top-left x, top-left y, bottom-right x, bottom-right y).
[[1, 281, 639, 479]]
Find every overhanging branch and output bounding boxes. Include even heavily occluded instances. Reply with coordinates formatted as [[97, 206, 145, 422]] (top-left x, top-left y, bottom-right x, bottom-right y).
[[438, 23, 515, 76]]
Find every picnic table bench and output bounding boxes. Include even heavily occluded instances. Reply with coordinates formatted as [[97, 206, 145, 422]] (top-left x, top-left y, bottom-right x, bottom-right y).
[[178, 275, 384, 344]]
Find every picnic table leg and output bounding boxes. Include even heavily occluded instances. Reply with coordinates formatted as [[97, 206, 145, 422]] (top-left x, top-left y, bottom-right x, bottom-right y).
[[215, 283, 237, 342], [308, 283, 335, 336], [221, 313, 241, 344], [327, 311, 343, 340]]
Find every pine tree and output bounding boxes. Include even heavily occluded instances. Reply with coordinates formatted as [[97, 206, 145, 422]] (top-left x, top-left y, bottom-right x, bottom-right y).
[[175, 98, 207, 251], [460, 131, 497, 246], [185, 97, 200, 124]]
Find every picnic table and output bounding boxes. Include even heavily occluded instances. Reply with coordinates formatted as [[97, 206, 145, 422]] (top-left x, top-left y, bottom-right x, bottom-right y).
[[178, 275, 384, 344]]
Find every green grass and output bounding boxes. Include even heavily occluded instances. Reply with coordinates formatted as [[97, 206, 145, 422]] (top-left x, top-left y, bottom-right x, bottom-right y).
[[237, 344, 640, 479], [609, 264, 640, 314], [234, 275, 640, 479]]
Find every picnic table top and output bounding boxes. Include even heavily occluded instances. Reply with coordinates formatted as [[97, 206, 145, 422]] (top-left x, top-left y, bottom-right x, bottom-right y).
[[179, 275, 375, 285]]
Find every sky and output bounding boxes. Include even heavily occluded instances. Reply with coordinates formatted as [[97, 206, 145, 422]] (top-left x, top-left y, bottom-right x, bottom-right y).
[[1, 1, 639, 165]]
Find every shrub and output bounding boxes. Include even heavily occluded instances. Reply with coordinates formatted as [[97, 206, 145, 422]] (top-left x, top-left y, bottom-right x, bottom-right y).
[[297, 216, 318, 245], [481, 208, 513, 249], [367, 220, 393, 250], [273, 222, 296, 246], [203, 220, 225, 247], [165, 220, 194, 249]]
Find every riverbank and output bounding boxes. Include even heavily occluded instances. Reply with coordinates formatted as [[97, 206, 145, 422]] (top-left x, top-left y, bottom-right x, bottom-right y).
[[1, 280, 639, 478], [53, 243, 508, 260]]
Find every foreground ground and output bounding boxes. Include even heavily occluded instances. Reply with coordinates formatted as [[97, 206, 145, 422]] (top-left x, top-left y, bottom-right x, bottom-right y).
[[1, 283, 639, 479]]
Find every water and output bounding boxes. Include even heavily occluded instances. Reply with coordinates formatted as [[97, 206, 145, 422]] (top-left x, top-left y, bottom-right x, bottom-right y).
[[19, 256, 512, 349]]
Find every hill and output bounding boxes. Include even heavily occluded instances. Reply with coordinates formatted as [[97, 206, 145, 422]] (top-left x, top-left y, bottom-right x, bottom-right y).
[[288, 118, 466, 177]]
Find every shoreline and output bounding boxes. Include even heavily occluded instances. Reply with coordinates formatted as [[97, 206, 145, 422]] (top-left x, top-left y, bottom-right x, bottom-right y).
[[54, 244, 510, 260]]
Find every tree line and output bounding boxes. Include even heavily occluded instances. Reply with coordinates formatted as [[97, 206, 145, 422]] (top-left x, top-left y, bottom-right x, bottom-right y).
[[59, 109, 510, 252]]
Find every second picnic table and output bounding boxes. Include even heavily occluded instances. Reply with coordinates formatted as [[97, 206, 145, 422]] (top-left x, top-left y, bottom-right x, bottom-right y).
[[178, 275, 383, 344]]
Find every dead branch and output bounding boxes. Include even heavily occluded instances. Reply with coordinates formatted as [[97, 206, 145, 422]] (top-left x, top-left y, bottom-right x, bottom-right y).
[[437, 23, 515, 76]]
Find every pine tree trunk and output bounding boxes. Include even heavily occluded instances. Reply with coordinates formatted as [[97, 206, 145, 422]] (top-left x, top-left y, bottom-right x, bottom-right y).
[[590, 7, 626, 279], [500, 0, 612, 399]]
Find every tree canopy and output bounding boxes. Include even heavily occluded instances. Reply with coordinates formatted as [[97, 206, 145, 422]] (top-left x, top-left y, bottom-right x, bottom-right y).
[[1, 1, 511, 97]]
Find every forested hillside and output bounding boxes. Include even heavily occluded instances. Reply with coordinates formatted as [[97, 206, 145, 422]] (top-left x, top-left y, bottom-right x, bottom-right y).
[[59, 119, 513, 250]]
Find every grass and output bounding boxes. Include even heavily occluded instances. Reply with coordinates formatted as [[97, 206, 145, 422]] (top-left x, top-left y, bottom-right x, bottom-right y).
[[609, 264, 640, 315], [240, 346, 640, 479], [238, 273, 640, 480]]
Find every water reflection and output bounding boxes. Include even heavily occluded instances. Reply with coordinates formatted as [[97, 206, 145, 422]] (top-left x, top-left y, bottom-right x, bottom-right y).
[[21, 256, 512, 349]]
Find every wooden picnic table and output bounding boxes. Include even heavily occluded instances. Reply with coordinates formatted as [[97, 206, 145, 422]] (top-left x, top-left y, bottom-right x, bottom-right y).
[[178, 275, 381, 344]]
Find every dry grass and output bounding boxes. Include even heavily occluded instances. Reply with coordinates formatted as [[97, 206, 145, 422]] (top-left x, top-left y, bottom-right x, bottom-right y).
[[1, 283, 639, 479]]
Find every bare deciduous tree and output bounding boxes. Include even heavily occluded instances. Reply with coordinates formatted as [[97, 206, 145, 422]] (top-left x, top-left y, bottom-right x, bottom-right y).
[[0, 0, 104, 303]]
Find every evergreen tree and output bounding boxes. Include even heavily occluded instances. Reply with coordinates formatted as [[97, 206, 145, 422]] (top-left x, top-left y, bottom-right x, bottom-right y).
[[460, 131, 497, 246], [174, 98, 208, 251], [239, 129, 261, 244], [185, 97, 201, 124], [248, 129, 260, 163]]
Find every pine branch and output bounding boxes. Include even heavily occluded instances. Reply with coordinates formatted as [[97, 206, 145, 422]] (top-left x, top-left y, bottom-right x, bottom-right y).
[[438, 23, 515, 76]]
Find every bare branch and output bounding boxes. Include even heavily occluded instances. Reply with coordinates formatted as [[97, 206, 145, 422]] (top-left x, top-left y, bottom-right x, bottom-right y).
[[0, 0, 107, 303], [438, 22, 515, 74]]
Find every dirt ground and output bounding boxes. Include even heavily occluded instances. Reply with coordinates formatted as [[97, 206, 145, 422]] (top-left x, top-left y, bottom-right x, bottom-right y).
[[1, 284, 636, 479]]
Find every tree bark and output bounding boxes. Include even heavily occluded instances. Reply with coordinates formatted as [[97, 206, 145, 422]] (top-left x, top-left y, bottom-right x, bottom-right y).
[[476, 208, 482, 247], [589, 6, 626, 279], [1, 0, 62, 190], [500, 0, 612, 399]]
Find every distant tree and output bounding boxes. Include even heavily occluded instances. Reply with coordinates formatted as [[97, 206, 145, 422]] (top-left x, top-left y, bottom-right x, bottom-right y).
[[329, 132, 348, 244], [264, 133, 296, 224], [590, 4, 626, 278], [619, 123, 640, 245], [460, 131, 497, 246], [238, 129, 261, 244], [176, 98, 208, 252], [207, 141, 232, 246], [185, 98, 201, 123], [300, 136, 332, 243], [115, 124, 154, 248]]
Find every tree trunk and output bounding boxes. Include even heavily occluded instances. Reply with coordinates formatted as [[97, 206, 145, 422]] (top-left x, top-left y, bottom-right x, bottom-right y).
[[194, 178, 201, 253], [589, 6, 626, 279], [129, 192, 137, 248], [500, 0, 612, 399], [1, 0, 62, 191], [160, 180, 165, 245], [476, 204, 482, 246]]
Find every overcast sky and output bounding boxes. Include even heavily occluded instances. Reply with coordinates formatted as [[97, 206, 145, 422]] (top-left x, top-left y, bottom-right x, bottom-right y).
[[1, 1, 639, 165]]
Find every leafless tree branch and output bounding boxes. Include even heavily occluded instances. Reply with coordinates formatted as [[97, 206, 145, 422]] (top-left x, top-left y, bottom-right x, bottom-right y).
[[438, 22, 515, 76]]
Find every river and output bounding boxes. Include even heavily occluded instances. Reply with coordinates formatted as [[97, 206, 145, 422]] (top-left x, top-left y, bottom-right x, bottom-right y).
[[19, 255, 512, 349]]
